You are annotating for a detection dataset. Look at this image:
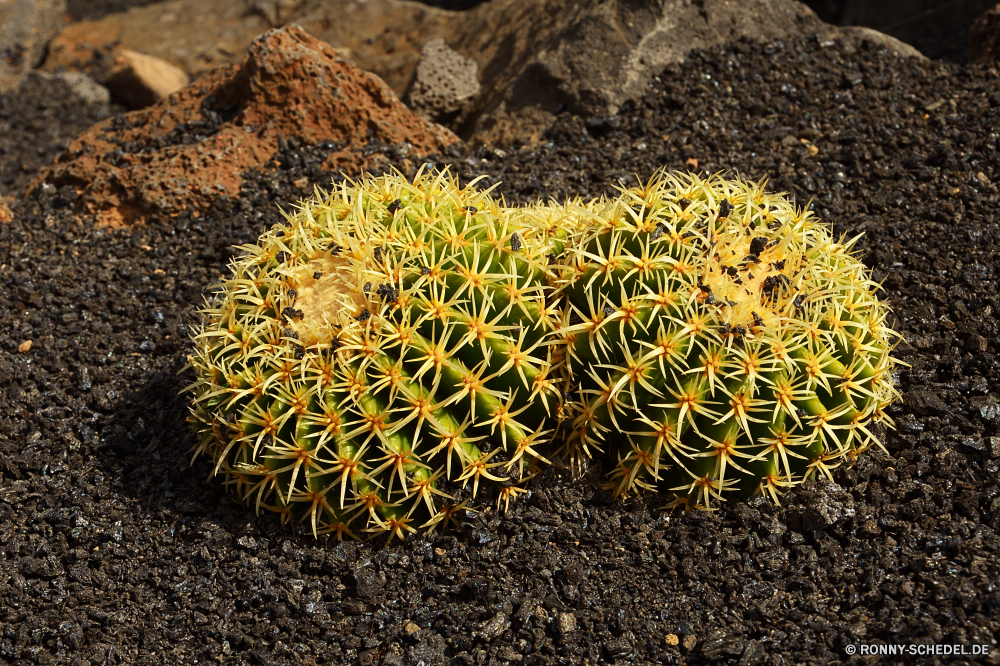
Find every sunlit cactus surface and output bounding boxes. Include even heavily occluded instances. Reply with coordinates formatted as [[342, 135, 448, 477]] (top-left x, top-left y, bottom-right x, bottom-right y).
[[554, 170, 902, 508], [184, 169, 573, 540]]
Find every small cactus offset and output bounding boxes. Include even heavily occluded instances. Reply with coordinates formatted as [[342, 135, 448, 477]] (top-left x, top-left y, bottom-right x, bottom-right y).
[[184, 168, 571, 540], [554, 170, 902, 508]]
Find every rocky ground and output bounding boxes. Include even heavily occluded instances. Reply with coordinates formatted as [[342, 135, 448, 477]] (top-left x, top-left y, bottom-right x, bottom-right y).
[[2, 4, 1000, 666]]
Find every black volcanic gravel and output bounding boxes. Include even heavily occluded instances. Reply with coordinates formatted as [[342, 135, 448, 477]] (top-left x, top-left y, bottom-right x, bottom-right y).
[[3, 34, 1000, 666], [0, 74, 124, 200]]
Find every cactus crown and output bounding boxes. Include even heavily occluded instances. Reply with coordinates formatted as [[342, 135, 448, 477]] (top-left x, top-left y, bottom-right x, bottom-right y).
[[554, 170, 902, 508]]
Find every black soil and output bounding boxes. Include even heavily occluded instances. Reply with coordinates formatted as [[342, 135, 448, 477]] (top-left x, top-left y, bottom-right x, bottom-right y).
[[3, 33, 1000, 666]]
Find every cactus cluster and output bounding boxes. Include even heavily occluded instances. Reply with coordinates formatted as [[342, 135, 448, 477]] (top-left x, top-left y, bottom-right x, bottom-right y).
[[185, 167, 902, 538], [184, 169, 573, 540]]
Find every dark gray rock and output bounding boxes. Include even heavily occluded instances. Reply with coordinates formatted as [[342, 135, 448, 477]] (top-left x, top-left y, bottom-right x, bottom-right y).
[[28, 71, 111, 106], [0, 0, 68, 92], [478, 612, 510, 641], [837, 25, 926, 58], [404, 38, 480, 125], [972, 395, 1000, 424], [839, 0, 991, 62], [740, 639, 767, 666], [906, 390, 950, 416], [802, 482, 856, 531], [701, 630, 746, 659], [407, 631, 447, 665], [972, 3, 1000, 64], [454, 0, 924, 144], [353, 566, 386, 599]]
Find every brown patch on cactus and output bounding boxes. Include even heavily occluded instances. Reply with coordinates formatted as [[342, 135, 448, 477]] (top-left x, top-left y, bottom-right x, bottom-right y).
[[700, 226, 802, 330], [288, 254, 364, 347]]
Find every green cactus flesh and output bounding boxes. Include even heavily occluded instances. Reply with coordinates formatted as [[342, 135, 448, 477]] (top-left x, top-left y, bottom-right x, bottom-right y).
[[184, 169, 571, 540], [554, 170, 902, 509]]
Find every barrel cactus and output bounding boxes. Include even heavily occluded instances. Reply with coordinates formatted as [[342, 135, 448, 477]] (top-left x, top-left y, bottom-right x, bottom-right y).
[[554, 170, 902, 508], [184, 169, 572, 540]]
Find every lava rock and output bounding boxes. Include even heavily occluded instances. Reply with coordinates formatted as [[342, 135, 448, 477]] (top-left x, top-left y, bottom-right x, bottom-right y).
[[801, 482, 856, 531], [971, 3, 1000, 64], [404, 38, 480, 125], [31, 24, 458, 226], [905, 389, 950, 416]]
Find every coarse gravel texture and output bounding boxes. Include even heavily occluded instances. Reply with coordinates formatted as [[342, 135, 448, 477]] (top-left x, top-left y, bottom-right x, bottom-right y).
[[2, 33, 1000, 666], [0, 74, 124, 201]]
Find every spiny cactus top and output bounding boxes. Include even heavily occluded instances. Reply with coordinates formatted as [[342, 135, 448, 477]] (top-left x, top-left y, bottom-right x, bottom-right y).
[[555, 170, 902, 508], [184, 169, 573, 541]]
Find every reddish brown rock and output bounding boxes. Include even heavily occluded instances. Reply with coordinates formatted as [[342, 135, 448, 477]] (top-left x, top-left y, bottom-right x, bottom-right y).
[[42, 0, 271, 82], [41, 0, 451, 96], [41, 0, 924, 149], [0, 197, 14, 224], [31, 25, 458, 227]]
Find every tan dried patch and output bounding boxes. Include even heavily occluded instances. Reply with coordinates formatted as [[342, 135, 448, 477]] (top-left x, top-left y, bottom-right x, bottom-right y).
[[700, 231, 801, 329], [288, 255, 365, 346]]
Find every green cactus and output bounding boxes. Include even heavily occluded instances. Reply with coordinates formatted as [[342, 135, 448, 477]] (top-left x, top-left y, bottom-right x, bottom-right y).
[[184, 168, 573, 540], [553, 170, 902, 508]]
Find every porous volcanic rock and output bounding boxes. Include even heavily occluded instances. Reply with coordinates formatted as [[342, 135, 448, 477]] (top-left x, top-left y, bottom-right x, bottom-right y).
[[404, 37, 480, 125], [41, 0, 454, 95], [0, 71, 119, 200], [42, 0, 273, 81], [3, 30, 1000, 666], [838, 0, 996, 62], [448, 0, 925, 145], [30, 24, 458, 227]]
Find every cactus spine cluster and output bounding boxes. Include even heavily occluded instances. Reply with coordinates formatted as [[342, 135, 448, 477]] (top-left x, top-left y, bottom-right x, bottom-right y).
[[184, 169, 571, 540], [554, 171, 901, 508]]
